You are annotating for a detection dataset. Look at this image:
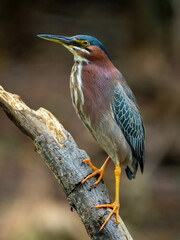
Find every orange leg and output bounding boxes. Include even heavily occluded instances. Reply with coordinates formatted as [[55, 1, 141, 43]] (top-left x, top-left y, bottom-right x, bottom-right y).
[[95, 164, 121, 230], [81, 156, 111, 185]]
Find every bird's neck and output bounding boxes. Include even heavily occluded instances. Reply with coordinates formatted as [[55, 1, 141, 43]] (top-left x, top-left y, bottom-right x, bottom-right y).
[[70, 60, 85, 108], [73, 49, 90, 64], [70, 58, 119, 130]]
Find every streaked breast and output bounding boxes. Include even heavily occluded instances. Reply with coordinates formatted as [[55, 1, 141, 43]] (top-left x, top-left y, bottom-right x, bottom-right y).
[[70, 62, 93, 129]]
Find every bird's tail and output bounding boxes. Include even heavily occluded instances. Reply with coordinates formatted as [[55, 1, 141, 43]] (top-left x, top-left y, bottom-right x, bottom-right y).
[[125, 160, 138, 180]]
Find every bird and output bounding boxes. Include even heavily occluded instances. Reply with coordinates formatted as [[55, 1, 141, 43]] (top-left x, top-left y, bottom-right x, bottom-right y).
[[37, 34, 145, 230]]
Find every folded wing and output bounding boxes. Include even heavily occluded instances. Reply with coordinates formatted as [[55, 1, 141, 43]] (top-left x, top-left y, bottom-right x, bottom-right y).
[[112, 84, 145, 175]]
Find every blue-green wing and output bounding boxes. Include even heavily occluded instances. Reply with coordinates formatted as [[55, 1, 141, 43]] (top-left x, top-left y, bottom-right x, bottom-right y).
[[112, 84, 145, 172]]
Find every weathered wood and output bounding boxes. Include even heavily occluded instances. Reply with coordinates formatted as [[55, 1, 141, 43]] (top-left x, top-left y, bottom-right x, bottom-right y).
[[0, 85, 133, 240]]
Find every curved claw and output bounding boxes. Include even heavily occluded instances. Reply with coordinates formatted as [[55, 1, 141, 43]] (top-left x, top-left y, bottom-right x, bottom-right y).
[[81, 170, 100, 184], [83, 159, 98, 171], [94, 170, 105, 185], [81, 159, 106, 184], [81, 157, 111, 185], [95, 202, 120, 230]]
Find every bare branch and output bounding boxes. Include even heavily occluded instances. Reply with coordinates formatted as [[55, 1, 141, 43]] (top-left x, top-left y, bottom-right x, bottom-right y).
[[0, 85, 133, 240]]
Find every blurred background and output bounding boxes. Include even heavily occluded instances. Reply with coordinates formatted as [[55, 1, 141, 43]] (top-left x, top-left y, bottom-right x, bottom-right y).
[[0, 0, 179, 239]]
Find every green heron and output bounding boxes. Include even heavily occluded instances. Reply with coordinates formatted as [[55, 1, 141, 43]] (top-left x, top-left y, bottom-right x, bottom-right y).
[[38, 34, 145, 230]]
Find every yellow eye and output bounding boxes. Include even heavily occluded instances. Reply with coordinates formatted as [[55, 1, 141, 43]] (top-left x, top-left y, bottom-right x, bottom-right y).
[[81, 40, 89, 47]]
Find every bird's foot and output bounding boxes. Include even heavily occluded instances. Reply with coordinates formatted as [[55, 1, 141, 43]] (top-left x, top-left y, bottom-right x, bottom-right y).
[[81, 158, 106, 185], [95, 201, 120, 230]]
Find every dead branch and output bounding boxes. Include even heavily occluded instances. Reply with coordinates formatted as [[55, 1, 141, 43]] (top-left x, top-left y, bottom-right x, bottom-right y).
[[0, 85, 133, 240]]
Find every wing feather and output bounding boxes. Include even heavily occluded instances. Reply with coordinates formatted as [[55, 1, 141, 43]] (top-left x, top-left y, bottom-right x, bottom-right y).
[[112, 84, 145, 172]]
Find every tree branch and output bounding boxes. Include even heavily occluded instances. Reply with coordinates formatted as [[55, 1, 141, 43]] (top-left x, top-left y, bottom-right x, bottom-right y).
[[0, 85, 133, 240]]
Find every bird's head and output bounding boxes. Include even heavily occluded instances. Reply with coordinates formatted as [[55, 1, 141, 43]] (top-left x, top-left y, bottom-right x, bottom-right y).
[[37, 34, 111, 63]]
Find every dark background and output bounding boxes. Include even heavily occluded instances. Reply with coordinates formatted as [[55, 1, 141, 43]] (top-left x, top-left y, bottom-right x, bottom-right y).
[[0, 1, 179, 239]]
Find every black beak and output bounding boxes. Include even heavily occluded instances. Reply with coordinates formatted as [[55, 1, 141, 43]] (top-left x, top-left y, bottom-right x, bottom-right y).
[[37, 34, 79, 47]]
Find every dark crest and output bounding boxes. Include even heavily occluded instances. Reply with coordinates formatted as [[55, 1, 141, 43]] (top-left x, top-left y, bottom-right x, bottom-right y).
[[74, 35, 111, 61]]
